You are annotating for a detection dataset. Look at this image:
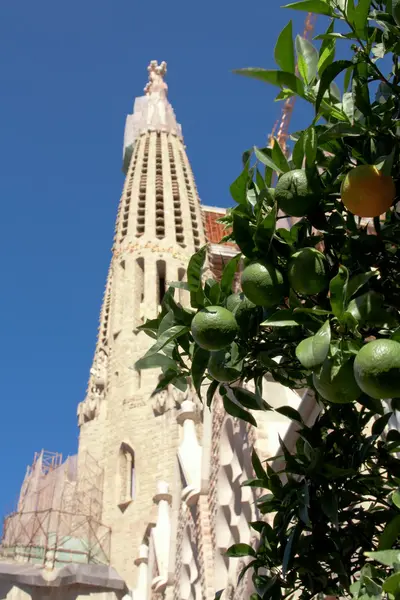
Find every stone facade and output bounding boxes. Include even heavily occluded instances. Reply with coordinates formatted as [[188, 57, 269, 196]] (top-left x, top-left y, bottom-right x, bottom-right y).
[[0, 62, 317, 600]]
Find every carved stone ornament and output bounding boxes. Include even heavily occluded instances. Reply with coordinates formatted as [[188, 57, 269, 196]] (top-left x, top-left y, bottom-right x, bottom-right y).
[[77, 348, 108, 425]]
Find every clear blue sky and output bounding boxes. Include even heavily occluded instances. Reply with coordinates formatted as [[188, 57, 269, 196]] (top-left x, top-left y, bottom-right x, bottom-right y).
[[0, 0, 322, 516]]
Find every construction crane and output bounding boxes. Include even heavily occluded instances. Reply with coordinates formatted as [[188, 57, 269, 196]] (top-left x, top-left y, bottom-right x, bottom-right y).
[[269, 12, 317, 157]]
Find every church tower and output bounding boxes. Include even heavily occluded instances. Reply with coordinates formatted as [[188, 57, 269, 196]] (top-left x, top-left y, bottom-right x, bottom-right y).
[[0, 61, 314, 600], [76, 59, 208, 585]]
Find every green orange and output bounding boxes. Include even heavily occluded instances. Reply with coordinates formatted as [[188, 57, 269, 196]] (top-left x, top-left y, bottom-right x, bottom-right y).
[[275, 169, 319, 217], [313, 357, 361, 404], [353, 339, 400, 399], [191, 306, 239, 351], [288, 247, 329, 295], [241, 261, 285, 307]]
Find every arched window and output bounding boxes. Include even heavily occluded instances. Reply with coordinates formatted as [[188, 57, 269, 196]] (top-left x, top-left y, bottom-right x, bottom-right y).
[[117, 443, 135, 507]]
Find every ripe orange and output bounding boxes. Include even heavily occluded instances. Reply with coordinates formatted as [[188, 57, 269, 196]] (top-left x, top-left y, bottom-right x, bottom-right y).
[[341, 165, 395, 218]]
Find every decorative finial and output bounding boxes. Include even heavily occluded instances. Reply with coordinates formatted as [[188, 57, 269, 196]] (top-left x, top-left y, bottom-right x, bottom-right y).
[[144, 60, 168, 96]]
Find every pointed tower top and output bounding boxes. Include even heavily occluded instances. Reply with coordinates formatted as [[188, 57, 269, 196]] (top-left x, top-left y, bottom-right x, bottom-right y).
[[144, 60, 168, 96], [123, 61, 182, 168]]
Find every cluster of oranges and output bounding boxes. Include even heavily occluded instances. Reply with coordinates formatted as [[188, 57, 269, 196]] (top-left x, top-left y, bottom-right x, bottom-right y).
[[189, 164, 400, 403]]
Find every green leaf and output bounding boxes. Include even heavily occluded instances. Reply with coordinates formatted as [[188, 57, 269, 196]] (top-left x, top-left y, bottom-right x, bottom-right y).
[[192, 347, 210, 400], [151, 369, 181, 395], [346, 270, 378, 301], [274, 21, 295, 74], [282, 526, 298, 577], [255, 205, 277, 254], [365, 550, 400, 567], [329, 265, 349, 319], [222, 394, 257, 427], [232, 213, 256, 258], [134, 352, 178, 371], [352, 0, 371, 37], [206, 379, 219, 408], [275, 406, 303, 423], [315, 60, 353, 115], [353, 61, 371, 117], [379, 515, 400, 550], [294, 307, 332, 315], [392, 489, 400, 510], [137, 317, 160, 338], [204, 279, 221, 305], [252, 449, 267, 479], [380, 147, 396, 177], [372, 412, 392, 436], [344, 65, 353, 92], [140, 325, 189, 360], [220, 253, 242, 297], [304, 126, 317, 167], [296, 35, 319, 84], [187, 246, 207, 309], [234, 69, 305, 98], [261, 309, 301, 327], [225, 543, 256, 558], [187, 245, 206, 293], [158, 310, 176, 335], [271, 139, 290, 173], [383, 572, 400, 594], [318, 20, 336, 76], [321, 493, 339, 528], [232, 387, 272, 411], [230, 161, 250, 205], [295, 320, 331, 369], [292, 131, 305, 168], [342, 92, 354, 123], [254, 146, 282, 173], [282, 0, 333, 15]]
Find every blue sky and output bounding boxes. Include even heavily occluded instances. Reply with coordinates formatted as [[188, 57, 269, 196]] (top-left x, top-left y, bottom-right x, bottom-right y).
[[0, 0, 322, 515]]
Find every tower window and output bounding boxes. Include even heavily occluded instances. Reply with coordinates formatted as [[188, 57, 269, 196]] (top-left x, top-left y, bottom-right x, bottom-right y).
[[179, 149, 201, 249], [155, 135, 165, 239], [118, 443, 135, 507], [169, 142, 185, 248], [134, 257, 145, 327], [157, 260, 166, 306]]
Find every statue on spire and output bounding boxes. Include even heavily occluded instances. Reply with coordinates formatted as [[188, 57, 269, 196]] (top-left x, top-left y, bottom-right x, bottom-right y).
[[144, 60, 168, 96]]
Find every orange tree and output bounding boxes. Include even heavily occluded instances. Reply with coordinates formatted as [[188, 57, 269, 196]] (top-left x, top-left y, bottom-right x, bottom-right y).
[[136, 0, 400, 598]]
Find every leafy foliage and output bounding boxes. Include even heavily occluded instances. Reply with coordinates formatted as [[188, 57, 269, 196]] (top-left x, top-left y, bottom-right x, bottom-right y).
[[136, 0, 400, 597]]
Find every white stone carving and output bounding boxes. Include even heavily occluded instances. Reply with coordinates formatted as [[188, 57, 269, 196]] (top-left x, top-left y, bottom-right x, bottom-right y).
[[133, 544, 149, 600], [177, 400, 202, 505], [180, 518, 201, 600], [77, 348, 108, 425], [151, 481, 172, 593], [145, 60, 168, 127], [215, 416, 257, 593], [123, 61, 183, 160], [90, 348, 108, 389]]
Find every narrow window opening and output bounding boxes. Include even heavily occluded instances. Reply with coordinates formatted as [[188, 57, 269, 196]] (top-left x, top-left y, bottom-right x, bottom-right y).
[[118, 443, 135, 507], [134, 258, 145, 327], [178, 268, 187, 306], [157, 260, 166, 306]]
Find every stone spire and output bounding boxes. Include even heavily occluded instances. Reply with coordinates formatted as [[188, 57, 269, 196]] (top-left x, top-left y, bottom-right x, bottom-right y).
[[76, 61, 206, 589], [123, 60, 182, 171]]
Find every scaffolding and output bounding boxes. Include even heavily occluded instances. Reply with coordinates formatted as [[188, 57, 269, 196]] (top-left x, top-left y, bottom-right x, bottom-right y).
[[0, 450, 111, 568]]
